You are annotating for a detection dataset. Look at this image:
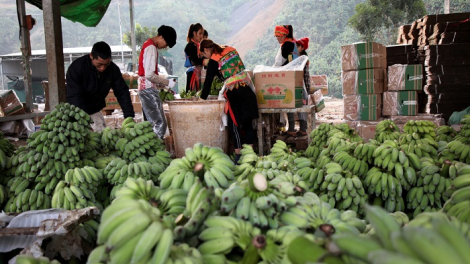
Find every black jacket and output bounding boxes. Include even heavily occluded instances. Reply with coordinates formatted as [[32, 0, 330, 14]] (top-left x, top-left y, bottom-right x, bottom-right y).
[[66, 55, 135, 118]]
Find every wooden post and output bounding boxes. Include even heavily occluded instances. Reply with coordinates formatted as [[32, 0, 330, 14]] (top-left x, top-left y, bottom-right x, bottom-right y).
[[42, 0, 66, 110], [444, 0, 450, 14], [17, 0, 33, 113]]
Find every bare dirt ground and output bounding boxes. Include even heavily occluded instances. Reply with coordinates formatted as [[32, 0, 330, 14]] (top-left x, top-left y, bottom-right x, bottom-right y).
[[316, 97, 344, 120], [227, 0, 286, 58]]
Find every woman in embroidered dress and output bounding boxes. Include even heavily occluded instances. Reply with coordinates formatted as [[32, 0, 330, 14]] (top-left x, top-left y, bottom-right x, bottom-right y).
[[273, 25, 307, 137], [199, 39, 259, 164], [184, 23, 205, 92]]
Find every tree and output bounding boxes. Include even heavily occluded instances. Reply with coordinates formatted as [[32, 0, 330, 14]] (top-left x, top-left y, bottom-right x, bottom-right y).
[[348, 0, 427, 44]]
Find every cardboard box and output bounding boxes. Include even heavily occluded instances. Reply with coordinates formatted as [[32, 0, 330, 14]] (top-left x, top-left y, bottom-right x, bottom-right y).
[[383, 91, 418, 116], [122, 72, 139, 89], [343, 94, 382, 121], [133, 102, 142, 113], [342, 69, 385, 95], [104, 90, 121, 110], [357, 120, 382, 141], [308, 90, 325, 112], [0, 90, 25, 116], [391, 114, 445, 127], [341, 42, 387, 71], [254, 70, 304, 108], [388, 64, 423, 91], [310, 75, 328, 95]]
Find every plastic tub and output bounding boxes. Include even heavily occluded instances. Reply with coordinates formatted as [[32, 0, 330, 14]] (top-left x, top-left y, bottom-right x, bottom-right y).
[[167, 99, 228, 158]]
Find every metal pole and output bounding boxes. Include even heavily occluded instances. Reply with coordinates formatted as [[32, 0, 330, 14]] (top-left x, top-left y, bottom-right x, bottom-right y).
[[0, 58, 4, 90], [118, 3, 124, 68], [17, 0, 33, 113], [129, 0, 137, 72], [444, 0, 450, 14], [43, 0, 66, 110]]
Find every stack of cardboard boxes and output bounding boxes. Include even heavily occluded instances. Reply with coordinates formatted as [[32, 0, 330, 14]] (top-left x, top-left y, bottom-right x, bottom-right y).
[[342, 42, 387, 122], [341, 42, 387, 140], [383, 64, 422, 116]]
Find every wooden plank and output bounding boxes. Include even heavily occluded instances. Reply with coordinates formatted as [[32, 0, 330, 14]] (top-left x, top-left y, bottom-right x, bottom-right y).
[[425, 65, 470, 75], [421, 13, 470, 26], [424, 83, 470, 95], [439, 31, 470, 44]]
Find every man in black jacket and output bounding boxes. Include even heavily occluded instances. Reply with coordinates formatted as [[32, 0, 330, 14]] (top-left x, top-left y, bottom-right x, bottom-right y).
[[66, 41, 134, 131]]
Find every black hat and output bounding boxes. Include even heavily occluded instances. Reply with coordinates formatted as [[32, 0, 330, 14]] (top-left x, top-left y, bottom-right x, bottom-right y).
[[158, 25, 177, 48]]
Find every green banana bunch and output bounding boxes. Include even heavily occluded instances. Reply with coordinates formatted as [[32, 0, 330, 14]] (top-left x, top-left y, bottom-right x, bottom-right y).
[[442, 163, 470, 223], [159, 143, 235, 190], [174, 179, 220, 241], [198, 216, 262, 261], [264, 226, 306, 263], [436, 125, 458, 142], [309, 123, 334, 145], [93, 197, 174, 264], [79, 219, 100, 244], [363, 167, 405, 212], [330, 123, 363, 143], [101, 127, 124, 151], [3, 188, 51, 213], [453, 115, 470, 142], [280, 192, 366, 234], [334, 150, 369, 177], [179, 90, 198, 99], [113, 177, 164, 203], [316, 163, 367, 214], [254, 157, 286, 180], [403, 120, 437, 138], [0, 184, 6, 204], [15, 256, 61, 264], [148, 150, 173, 167], [270, 171, 310, 193], [374, 119, 401, 143], [51, 180, 99, 210], [166, 243, 204, 264], [321, 134, 353, 157], [238, 144, 259, 167], [268, 140, 298, 163], [353, 142, 377, 164], [444, 140, 470, 164], [405, 157, 451, 217], [0, 131, 16, 157], [220, 172, 285, 229], [64, 166, 103, 193]]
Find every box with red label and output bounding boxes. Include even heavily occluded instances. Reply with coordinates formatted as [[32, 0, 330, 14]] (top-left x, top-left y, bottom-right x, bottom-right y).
[[254, 70, 304, 108], [343, 94, 382, 121], [0, 90, 25, 116], [104, 90, 120, 110]]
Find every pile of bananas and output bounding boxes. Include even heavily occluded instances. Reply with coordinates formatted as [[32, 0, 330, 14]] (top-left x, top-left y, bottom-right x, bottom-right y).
[[280, 192, 366, 234], [159, 89, 175, 101], [330, 123, 363, 143], [15, 256, 61, 264], [330, 205, 470, 264], [179, 89, 199, 99], [443, 163, 470, 224], [90, 196, 174, 264], [3, 188, 51, 212], [454, 114, 470, 142], [316, 163, 367, 213], [436, 125, 459, 142], [158, 143, 234, 190]]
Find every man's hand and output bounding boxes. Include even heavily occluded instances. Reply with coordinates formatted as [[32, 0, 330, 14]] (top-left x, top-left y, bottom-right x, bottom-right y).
[[168, 78, 177, 88]]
